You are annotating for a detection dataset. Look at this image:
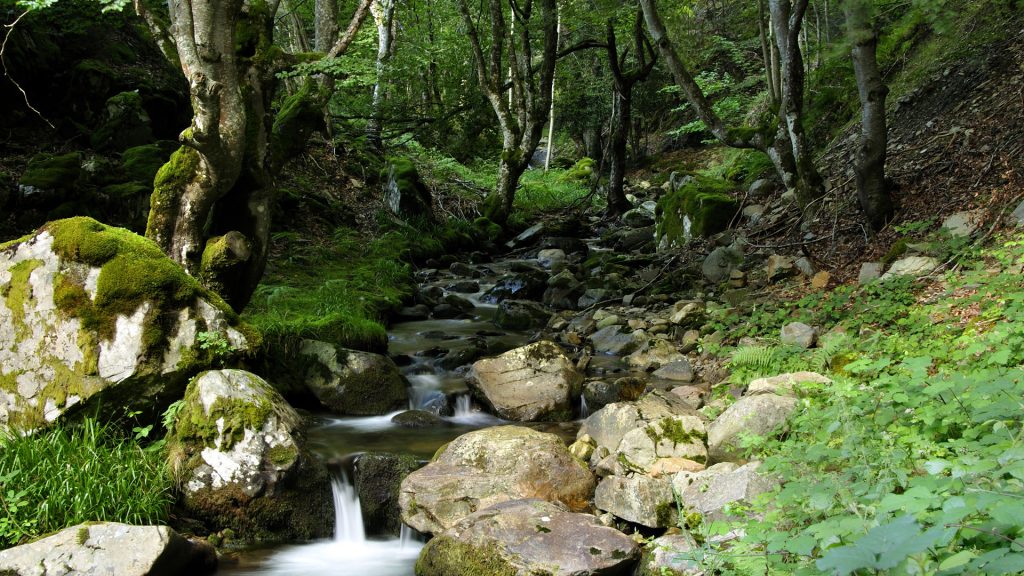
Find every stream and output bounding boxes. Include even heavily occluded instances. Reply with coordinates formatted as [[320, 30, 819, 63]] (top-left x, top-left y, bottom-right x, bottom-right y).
[[218, 260, 584, 575]]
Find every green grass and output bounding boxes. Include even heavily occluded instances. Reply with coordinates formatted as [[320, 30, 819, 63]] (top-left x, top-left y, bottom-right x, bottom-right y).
[[243, 228, 414, 354], [674, 232, 1024, 573], [0, 418, 172, 548]]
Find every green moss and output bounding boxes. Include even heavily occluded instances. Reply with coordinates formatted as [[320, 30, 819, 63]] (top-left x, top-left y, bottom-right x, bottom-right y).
[[267, 444, 299, 467], [561, 157, 595, 182], [646, 417, 706, 446], [76, 526, 90, 545], [148, 147, 201, 237], [882, 238, 910, 265], [617, 452, 646, 475], [271, 85, 323, 168], [656, 501, 677, 527], [472, 217, 503, 243], [655, 176, 738, 246], [173, 375, 273, 450], [3, 259, 43, 337], [19, 152, 81, 191], [121, 143, 176, 184], [415, 536, 518, 576]]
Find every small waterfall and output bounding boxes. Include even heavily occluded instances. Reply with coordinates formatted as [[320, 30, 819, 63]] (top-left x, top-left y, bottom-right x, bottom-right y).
[[331, 472, 365, 543], [453, 394, 473, 417], [399, 524, 416, 550], [578, 395, 589, 419], [407, 373, 442, 410]]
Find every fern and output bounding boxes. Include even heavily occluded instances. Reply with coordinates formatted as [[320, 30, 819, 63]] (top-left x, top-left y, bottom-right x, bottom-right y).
[[810, 332, 850, 372], [730, 345, 783, 375]]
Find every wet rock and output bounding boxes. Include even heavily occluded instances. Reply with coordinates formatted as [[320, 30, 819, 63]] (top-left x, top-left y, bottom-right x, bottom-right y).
[[494, 299, 551, 330], [467, 341, 583, 421], [541, 236, 588, 256], [437, 338, 489, 371], [445, 293, 476, 312], [355, 452, 422, 536], [637, 532, 702, 576], [298, 340, 409, 415], [391, 409, 446, 428], [881, 256, 939, 280], [625, 339, 686, 371], [417, 285, 445, 306], [0, 522, 216, 576], [652, 360, 694, 383], [672, 461, 778, 522], [578, 288, 617, 309], [168, 370, 332, 542], [623, 207, 656, 228], [415, 499, 638, 576], [506, 223, 545, 248], [702, 246, 743, 283], [399, 426, 595, 534], [450, 262, 479, 278], [589, 325, 645, 355], [481, 271, 548, 304], [707, 393, 798, 463], [447, 280, 480, 293], [594, 474, 675, 528], [397, 304, 431, 320], [536, 248, 567, 269], [780, 322, 817, 349], [583, 377, 646, 412], [432, 303, 461, 319]]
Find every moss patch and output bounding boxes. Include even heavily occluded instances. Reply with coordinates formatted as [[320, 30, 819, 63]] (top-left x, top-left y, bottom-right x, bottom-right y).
[[121, 142, 176, 184], [147, 146, 201, 237], [415, 536, 519, 576], [655, 176, 738, 246], [19, 152, 81, 191]]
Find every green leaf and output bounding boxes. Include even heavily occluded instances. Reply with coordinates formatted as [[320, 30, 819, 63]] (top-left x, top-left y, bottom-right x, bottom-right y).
[[816, 516, 944, 574], [939, 550, 976, 571]]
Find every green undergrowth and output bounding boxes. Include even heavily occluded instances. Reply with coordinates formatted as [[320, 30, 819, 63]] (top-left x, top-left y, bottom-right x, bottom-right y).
[[0, 418, 172, 548], [681, 232, 1024, 574], [243, 227, 413, 354]]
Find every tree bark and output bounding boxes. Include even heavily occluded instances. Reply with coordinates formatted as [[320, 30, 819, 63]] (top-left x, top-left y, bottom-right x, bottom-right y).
[[367, 0, 397, 149], [845, 0, 892, 230]]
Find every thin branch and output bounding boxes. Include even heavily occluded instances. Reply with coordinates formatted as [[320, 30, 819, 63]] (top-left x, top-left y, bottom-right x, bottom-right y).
[[1, 9, 55, 129], [328, 0, 373, 57]]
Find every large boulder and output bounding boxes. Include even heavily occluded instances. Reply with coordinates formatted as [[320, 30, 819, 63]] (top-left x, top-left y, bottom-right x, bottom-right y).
[[616, 415, 708, 472], [637, 532, 702, 576], [467, 340, 583, 421], [416, 499, 639, 576], [0, 217, 248, 430], [382, 157, 433, 219], [494, 299, 552, 330], [672, 461, 778, 522], [655, 177, 738, 250], [290, 339, 409, 415], [0, 522, 216, 576], [594, 474, 676, 528], [399, 426, 595, 534], [355, 452, 423, 537], [707, 394, 798, 463], [167, 369, 332, 542]]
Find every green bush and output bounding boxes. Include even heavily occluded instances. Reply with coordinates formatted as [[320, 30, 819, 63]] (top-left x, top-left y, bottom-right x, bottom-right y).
[[0, 419, 172, 548]]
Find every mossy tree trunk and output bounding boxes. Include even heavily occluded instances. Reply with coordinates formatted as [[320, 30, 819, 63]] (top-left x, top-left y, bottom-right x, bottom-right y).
[[640, 0, 824, 212], [605, 10, 657, 217], [457, 0, 558, 225], [367, 0, 398, 150], [845, 0, 893, 231]]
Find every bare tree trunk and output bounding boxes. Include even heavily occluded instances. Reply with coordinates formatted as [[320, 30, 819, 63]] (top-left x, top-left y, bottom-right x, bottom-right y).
[[845, 0, 892, 230], [314, 0, 338, 52], [367, 0, 397, 149], [758, 0, 778, 107]]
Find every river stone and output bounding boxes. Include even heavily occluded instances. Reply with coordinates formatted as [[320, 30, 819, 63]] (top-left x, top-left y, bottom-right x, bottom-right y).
[[583, 377, 646, 412], [481, 271, 548, 304], [595, 474, 675, 528], [625, 339, 686, 370], [0, 522, 216, 576], [467, 340, 583, 421], [355, 452, 423, 537], [494, 299, 551, 330], [637, 532, 702, 576], [536, 248, 566, 269], [623, 207, 656, 228], [589, 324, 645, 355], [297, 340, 408, 415], [168, 369, 332, 542], [780, 322, 817, 349], [702, 246, 743, 283], [672, 461, 778, 522], [617, 415, 708, 473], [881, 256, 939, 280], [0, 217, 248, 431], [391, 409, 446, 428], [416, 499, 639, 576], [399, 426, 595, 534], [707, 393, 798, 463], [652, 360, 694, 382], [746, 371, 831, 397]]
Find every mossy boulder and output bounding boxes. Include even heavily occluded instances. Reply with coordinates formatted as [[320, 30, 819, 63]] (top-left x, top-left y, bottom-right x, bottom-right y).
[[382, 157, 433, 219], [399, 426, 596, 535], [167, 369, 332, 543], [416, 499, 639, 576], [91, 91, 154, 152], [655, 176, 738, 250], [121, 141, 178, 185], [18, 152, 82, 206], [354, 452, 423, 537], [0, 217, 248, 430]]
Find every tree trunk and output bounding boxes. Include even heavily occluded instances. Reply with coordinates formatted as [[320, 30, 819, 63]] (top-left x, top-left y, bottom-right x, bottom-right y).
[[607, 91, 632, 215], [845, 0, 892, 230], [367, 0, 397, 149], [314, 0, 338, 52]]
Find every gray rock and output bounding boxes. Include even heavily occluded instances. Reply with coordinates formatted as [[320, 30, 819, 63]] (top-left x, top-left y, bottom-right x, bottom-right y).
[[780, 322, 817, 349], [537, 248, 567, 269], [467, 341, 583, 421], [506, 223, 545, 248], [595, 474, 675, 527], [746, 371, 831, 397], [652, 360, 695, 383], [298, 340, 409, 415], [447, 280, 480, 293], [589, 325, 644, 355], [1012, 200, 1024, 227], [707, 393, 798, 463], [578, 288, 617, 309], [881, 256, 939, 280], [445, 293, 476, 311], [702, 246, 744, 283], [494, 299, 552, 330], [0, 522, 216, 576], [858, 262, 882, 284], [748, 178, 772, 197], [168, 369, 332, 541], [669, 301, 706, 327], [398, 304, 431, 320], [637, 533, 702, 576], [942, 210, 983, 237], [355, 452, 422, 536], [672, 461, 778, 522], [399, 426, 596, 534], [416, 499, 639, 576], [0, 218, 248, 431], [583, 377, 646, 412], [450, 262, 479, 277], [616, 415, 708, 471], [625, 339, 686, 370], [766, 254, 795, 281], [794, 256, 815, 276], [623, 207, 656, 228], [742, 204, 765, 224], [391, 409, 446, 428]]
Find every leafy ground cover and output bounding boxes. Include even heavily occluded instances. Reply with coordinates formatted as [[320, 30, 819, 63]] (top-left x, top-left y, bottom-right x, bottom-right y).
[[682, 232, 1024, 574]]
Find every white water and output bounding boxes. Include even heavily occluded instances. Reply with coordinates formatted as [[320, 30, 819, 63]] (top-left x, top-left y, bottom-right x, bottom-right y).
[[578, 395, 590, 419], [224, 472, 422, 575]]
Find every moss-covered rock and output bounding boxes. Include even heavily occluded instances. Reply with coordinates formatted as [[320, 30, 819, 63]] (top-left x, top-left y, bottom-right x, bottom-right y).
[[654, 176, 738, 250], [167, 369, 331, 543], [121, 141, 178, 185], [354, 452, 422, 537], [382, 157, 433, 219], [18, 152, 82, 205], [0, 217, 248, 431], [90, 91, 154, 152]]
